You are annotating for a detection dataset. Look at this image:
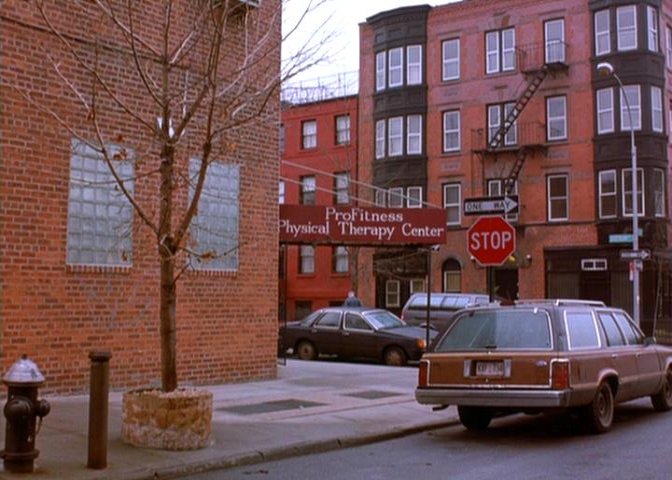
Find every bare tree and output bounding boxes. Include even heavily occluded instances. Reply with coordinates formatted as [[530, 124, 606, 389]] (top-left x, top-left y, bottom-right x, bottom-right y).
[[7, 0, 331, 392]]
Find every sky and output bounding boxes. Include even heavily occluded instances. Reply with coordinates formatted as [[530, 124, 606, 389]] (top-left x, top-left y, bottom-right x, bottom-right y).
[[282, 0, 438, 87]]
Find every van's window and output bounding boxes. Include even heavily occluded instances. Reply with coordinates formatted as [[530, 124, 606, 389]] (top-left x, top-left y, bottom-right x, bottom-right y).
[[565, 311, 600, 349], [434, 309, 552, 351], [409, 295, 443, 309]]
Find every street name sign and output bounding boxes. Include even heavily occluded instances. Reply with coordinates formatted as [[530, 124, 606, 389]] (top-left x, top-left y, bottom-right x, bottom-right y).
[[464, 195, 519, 216], [467, 216, 516, 266], [619, 249, 650, 261]]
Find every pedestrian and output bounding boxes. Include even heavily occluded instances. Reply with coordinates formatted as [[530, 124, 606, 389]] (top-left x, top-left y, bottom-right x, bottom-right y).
[[343, 290, 362, 307]]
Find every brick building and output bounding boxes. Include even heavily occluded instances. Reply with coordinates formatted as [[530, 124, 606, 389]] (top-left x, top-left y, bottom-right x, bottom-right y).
[[356, 0, 672, 330], [0, 1, 280, 393]]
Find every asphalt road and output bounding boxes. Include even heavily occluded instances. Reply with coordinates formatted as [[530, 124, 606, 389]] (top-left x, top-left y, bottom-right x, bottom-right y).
[[184, 398, 672, 480]]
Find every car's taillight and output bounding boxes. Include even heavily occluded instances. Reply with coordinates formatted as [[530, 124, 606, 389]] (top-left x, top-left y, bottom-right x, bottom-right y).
[[551, 360, 570, 389], [418, 360, 429, 387]]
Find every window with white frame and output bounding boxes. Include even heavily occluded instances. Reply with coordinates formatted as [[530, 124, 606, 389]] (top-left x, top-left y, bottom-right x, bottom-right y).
[[407, 45, 422, 85], [279, 180, 285, 204], [620, 85, 641, 131], [407, 186, 423, 208], [332, 246, 349, 273], [595, 10, 611, 56], [334, 172, 349, 205], [442, 38, 460, 81], [299, 245, 315, 274], [189, 159, 240, 271], [596, 88, 614, 134], [302, 120, 317, 149], [598, 170, 617, 218], [388, 116, 403, 156], [622, 168, 644, 216], [651, 86, 663, 132], [385, 280, 401, 308], [67, 140, 134, 266], [300, 175, 316, 205], [648, 6, 659, 52], [443, 110, 460, 152], [547, 95, 567, 141], [486, 28, 515, 74], [335, 115, 350, 145], [617, 5, 637, 51], [488, 102, 517, 145], [375, 120, 386, 159], [443, 259, 461, 292], [653, 169, 666, 217], [410, 279, 426, 294], [279, 124, 285, 153], [667, 25, 672, 69], [443, 183, 461, 226], [376, 51, 386, 91], [375, 188, 387, 207], [407, 115, 422, 154], [388, 47, 403, 87], [545, 19, 565, 63], [547, 174, 568, 221], [388, 187, 404, 208], [488, 178, 518, 221]]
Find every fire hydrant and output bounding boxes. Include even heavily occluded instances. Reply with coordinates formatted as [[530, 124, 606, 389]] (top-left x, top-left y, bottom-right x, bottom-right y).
[[0, 355, 50, 473]]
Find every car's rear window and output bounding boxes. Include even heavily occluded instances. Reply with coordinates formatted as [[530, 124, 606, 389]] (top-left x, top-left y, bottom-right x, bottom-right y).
[[434, 309, 552, 351]]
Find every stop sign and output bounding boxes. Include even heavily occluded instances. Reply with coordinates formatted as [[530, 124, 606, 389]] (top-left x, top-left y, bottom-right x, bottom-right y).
[[467, 216, 516, 266]]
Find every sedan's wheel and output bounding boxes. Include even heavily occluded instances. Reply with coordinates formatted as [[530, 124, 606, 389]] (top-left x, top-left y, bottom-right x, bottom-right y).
[[295, 340, 317, 361], [586, 382, 614, 434], [651, 370, 672, 412], [458, 406, 492, 431], [383, 346, 407, 366]]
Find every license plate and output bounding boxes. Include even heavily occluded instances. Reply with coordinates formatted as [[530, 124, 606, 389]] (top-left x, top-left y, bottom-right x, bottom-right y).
[[475, 361, 504, 377]]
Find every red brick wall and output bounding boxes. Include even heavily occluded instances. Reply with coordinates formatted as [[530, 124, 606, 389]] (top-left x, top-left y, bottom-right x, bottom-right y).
[[0, 1, 280, 394]]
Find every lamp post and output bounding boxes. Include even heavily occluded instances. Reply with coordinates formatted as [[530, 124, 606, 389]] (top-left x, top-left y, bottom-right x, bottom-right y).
[[596, 61, 640, 326]]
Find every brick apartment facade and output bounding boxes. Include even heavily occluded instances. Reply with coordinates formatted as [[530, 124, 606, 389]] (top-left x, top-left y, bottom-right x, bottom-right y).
[[353, 0, 672, 330], [0, 1, 280, 393], [280, 96, 359, 321]]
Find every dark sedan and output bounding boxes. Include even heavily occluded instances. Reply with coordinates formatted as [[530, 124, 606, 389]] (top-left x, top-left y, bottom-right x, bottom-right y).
[[279, 307, 435, 366]]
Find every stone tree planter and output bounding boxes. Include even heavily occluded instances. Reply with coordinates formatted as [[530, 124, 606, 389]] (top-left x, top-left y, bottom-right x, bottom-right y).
[[121, 388, 213, 450]]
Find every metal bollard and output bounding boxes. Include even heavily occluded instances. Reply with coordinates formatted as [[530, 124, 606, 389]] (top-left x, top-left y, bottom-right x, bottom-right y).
[[87, 350, 111, 469]]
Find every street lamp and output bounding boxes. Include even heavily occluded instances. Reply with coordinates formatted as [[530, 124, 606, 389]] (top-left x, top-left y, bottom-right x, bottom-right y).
[[596, 61, 640, 326]]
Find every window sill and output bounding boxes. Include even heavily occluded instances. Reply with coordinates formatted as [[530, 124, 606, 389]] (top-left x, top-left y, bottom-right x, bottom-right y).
[[66, 263, 132, 274], [188, 268, 238, 277]]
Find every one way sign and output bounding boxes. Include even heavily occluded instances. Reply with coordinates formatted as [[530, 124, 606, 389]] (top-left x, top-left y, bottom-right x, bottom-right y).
[[464, 195, 519, 216]]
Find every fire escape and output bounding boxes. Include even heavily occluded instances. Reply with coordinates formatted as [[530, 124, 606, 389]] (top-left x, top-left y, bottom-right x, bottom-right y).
[[472, 41, 569, 195]]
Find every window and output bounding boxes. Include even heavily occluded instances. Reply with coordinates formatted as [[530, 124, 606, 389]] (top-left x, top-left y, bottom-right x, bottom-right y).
[[622, 168, 644, 216], [300, 175, 316, 205], [67, 140, 134, 266], [582, 258, 608, 271], [617, 5, 637, 51], [332, 246, 349, 273], [376, 51, 386, 91], [334, 172, 349, 205], [488, 178, 518, 221], [388, 47, 403, 87], [385, 280, 401, 308], [345, 313, 372, 331], [388, 187, 404, 208], [410, 279, 426, 294], [375, 189, 387, 207], [407, 45, 422, 85], [648, 6, 659, 52], [488, 102, 517, 146], [407, 186, 423, 208], [547, 174, 568, 221], [302, 120, 317, 149], [316, 311, 341, 328], [443, 183, 461, 226], [652, 86, 663, 132], [545, 19, 565, 63], [442, 38, 460, 81], [620, 85, 641, 131], [388, 116, 403, 156], [595, 10, 611, 55], [279, 180, 285, 204], [653, 169, 666, 217], [547, 96, 567, 141], [486, 28, 515, 74], [598, 170, 617, 218], [443, 110, 460, 152], [443, 259, 461, 292], [596, 88, 614, 134], [407, 115, 422, 154], [295, 301, 312, 321], [598, 313, 626, 347], [667, 25, 672, 69], [375, 120, 386, 159], [565, 312, 600, 349], [279, 124, 285, 153], [299, 245, 315, 274], [335, 115, 350, 145], [189, 159, 240, 271], [614, 311, 643, 344]]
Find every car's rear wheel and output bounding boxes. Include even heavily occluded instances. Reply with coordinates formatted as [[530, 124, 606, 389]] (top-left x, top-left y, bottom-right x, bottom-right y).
[[585, 381, 614, 434], [651, 370, 672, 412], [458, 406, 492, 431], [383, 346, 407, 366], [295, 340, 317, 361]]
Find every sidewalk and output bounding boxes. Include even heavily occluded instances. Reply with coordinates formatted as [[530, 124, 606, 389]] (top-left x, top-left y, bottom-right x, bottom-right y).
[[0, 359, 457, 480]]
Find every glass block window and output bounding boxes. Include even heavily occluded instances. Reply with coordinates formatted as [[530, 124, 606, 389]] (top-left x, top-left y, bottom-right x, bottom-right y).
[[189, 159, 240, 271], [67, 140, 134, 266]]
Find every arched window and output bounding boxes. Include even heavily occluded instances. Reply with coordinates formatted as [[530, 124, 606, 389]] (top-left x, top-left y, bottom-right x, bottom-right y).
[[442, 259, 462, 292]]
